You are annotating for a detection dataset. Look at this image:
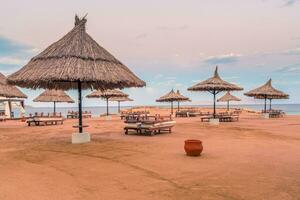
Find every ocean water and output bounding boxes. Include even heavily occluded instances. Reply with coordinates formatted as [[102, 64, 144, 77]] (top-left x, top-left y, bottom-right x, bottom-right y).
[[8, 104, 300, 118]]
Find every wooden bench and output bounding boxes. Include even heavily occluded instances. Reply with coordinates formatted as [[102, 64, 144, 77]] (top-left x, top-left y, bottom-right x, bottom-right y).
[[201, 116, 213, 122], [27, 117, 64, 126]]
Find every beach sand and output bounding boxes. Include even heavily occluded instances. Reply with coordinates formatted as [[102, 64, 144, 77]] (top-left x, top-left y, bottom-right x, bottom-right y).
[[0, 108, 300, 200]]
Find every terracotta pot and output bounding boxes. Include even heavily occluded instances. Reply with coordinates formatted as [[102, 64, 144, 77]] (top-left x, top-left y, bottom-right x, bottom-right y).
[[184, 139, 203, 156]]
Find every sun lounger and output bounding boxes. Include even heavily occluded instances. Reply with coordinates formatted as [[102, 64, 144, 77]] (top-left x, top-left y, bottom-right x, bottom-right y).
[[27, 117, 64, 126], [201, 115, 213, 122]]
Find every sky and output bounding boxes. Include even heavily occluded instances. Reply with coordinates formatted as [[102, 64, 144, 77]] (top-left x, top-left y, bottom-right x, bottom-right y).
[[0, 0, 299, 107]]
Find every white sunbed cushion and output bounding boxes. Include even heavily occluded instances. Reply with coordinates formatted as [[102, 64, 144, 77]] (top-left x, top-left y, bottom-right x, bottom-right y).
[[141, 121, 176, 128]]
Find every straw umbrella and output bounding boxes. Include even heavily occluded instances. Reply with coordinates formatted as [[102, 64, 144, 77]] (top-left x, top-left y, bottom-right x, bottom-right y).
[[217, 91, 241, 111], [188, 67, 243, 118], [86, 89, 128, 115], [110, 96, 133, 113], [156, 89, 190, 114], [0, 73, 27, 118], [33, 89, 74, 113], [245, 79, 288, 113], [8, 15, 145, 138], [175, 90, 190, 111]]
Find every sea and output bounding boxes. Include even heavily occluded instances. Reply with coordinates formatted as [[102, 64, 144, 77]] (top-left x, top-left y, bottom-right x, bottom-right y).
[[9, 104, 300, 118]]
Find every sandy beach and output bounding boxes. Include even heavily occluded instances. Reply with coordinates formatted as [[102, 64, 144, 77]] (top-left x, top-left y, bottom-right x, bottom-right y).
[[0, 108, 300, 200]]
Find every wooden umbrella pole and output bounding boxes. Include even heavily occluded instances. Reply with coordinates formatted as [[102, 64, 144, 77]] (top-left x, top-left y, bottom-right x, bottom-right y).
[[106, 97, 109, 116], [213, 90, 216, 118], [264, 96, 267, 113], [227, 101, 229, 111], [118, 101, 120, 113], [78, 81, 83, 133], [269, 99, 272, 111], [171, 101, 173, 114], [177, 101, 180, 112], [53, 101, 56, 113]]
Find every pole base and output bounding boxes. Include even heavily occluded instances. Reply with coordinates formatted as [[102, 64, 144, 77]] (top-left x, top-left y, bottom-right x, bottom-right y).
[[262, 113, 269, 119], [72, 133, 91, 144], [209, 118, 220, 125]]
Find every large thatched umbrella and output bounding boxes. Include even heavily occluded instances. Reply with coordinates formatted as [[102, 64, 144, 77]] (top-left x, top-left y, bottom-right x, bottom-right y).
[[110, 96, 133, 113], [0, 73, 27, 118], [188, 67, 243, 118], [8, 15, 145, 138], [244, 79, 288, 113], [33, 89, 74, 113], [86, 89, 128, 115], [156, 89, 190, 114], [175, 90, 190, 111], [217, 91, 241, 111]]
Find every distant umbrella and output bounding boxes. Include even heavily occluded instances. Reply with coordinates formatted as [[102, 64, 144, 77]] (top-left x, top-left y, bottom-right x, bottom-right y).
[[217, 91, 241, 111], [86, 89, 128, 115], [188, 66, 243, 118], [156, 89, 190, 114], [33, 89, 74, 113], [109, 96, 133, 113], [245, 79, 289, 112], [0, 73, 27, 99], [8, 15, 145, 134]]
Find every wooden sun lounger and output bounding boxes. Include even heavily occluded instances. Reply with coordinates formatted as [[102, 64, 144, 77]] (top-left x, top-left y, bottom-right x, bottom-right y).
[[27, 117, 64, 126], [201, 115, 213, 122], [219, 115, 239, 122]]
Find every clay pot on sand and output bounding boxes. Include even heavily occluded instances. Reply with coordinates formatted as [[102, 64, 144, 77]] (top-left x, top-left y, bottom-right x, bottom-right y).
[[184, 139, 203, 156]]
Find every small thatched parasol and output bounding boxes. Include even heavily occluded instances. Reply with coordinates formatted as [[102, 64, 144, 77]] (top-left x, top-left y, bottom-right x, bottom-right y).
[[33, 89, 74, 113], [109, 96, 133, 113], [156, 89, 190, 114], [0, 73, 27, 99], [245, 79, 289, 112], [0, 73, 27, 118], [8, 15, 145, 135], [86, 89, 128, 115], [188, 66, 243, 118], [217, 91, 241, 111]]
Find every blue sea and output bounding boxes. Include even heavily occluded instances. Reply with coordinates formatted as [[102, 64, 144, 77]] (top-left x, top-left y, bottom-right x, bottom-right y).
[[9, 104, 300, 118]]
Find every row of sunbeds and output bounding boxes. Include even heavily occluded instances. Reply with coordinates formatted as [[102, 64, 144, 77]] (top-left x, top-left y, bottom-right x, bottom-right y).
[[123, 114, 176, 136]]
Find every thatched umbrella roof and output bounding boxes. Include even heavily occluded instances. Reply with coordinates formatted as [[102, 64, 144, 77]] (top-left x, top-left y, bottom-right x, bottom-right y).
[[109, 96, 133, 102], [0, 73, 27, 99], [217, 92, 241, 102], [188, 67, 243, 92], [86, 89, 128, 99], [156, 89, 190, 102], [156, 89, 190, 114], [244, 79, 288, 99], [33, 89, 74, 103], [86, 89, 128, 115], [7, 15, 145, 90]]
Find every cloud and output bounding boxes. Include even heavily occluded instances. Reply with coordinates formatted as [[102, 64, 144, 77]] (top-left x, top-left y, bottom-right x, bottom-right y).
[[282, 48, 300, 55], [157, 25, 188, 31], [204, 53, 242, 65], [282, 0, 299, 6], [135, 33, 148, 40], [0, 36, 34, 56], [275, 63, 300, 74], [0, 56, 27, 65]]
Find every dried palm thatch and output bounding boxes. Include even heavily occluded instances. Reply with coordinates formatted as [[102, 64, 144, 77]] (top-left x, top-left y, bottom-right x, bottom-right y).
[[0, 73, 27, 99], [34, 89, 74, 103], [109, 96, 133, 113], [217, 91, 241, 111], [33, 89, 74, 113], [156, 89, 190, 114], [245, 79, 289, 112], [188, 66, 243, 118], [188, 67, 243, 92], [86, 89, 128, 115], [7, 15, 145, 134], [7, 16, 146, 90]]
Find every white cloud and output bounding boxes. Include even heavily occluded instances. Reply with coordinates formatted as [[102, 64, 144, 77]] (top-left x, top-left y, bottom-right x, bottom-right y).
[[204, 53, 242, 65], [0, 56, 27, 65], [282, 48, 300, 55]]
